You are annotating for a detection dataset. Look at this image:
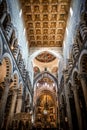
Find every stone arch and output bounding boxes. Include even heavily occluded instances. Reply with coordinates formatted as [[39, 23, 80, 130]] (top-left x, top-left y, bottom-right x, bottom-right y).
[[3, 13, 11, 29], [0, 53, 14, 129], [78, 49, 87, 73], [33, 71, 58, 104], [72, 68, 78, 86], [68, 81, 79, 130], [33, 71, 58, 106], [0, 0, 7, 22], [78, 50, 87, 113], [78, 50, 87, 110], [33, 71, 59, 128], [28, 49, 63, 84], [34, 71, 58, 87], [71, 68, 87, 129], [67, 81, 73, 96], [0, 53, 13, 83], [0, 53, 13, 98]]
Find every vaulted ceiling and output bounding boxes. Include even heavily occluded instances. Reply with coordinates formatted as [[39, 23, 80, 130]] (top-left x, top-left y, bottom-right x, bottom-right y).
[[19, 0, 71, 48]]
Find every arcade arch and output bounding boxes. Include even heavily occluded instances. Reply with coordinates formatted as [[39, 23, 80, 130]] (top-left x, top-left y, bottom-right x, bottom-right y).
[[33, 71, 59, 128]]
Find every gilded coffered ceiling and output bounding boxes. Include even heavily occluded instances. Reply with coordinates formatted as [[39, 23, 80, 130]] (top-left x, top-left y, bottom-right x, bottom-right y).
[[19, 0, 71, 47]]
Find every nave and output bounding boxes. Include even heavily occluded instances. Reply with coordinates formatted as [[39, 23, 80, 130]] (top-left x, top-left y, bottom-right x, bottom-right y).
[[0, 0, 87, 130]]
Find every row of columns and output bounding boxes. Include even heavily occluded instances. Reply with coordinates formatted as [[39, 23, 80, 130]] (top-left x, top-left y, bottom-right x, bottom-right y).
[[64, 72, 87, 130], [0, 1, 32, 130], [65, 15, 87, 130], [0, 1, 23, 65], [10, 113, 32, 130], [0, 77, 23, 129], [72, 14, 87, 61], [0, 0, 29, 84]]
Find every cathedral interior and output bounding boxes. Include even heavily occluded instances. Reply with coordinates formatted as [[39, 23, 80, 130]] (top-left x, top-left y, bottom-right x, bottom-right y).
[[0, 0, 87, 130]]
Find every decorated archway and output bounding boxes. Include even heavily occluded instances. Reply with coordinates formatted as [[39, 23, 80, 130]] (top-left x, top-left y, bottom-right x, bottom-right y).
[[33, 71, 59, 128]]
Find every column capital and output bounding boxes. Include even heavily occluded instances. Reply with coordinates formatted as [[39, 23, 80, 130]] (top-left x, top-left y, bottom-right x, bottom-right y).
[[13, 88, 18, 93], [12, 88, 18, 95], [17, 94, 23, 99], [4, 77, 11, 86], [78, 73, 87, 80]]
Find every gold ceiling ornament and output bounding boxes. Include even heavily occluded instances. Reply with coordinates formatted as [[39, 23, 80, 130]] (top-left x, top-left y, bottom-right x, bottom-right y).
[[19, 0, 71, 47]]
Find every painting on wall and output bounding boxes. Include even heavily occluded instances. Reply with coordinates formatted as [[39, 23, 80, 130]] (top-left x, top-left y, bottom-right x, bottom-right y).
[[35, 51, 56, 63], [34, 66, 40, 77]]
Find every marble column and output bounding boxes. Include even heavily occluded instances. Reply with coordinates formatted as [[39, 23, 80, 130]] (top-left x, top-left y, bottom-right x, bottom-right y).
[[73, 84, 82, 130], [0, 77, 10, 129], [79, 73, 87, 110], [12, 39, 19, 60], [6, 88, 17, 129], [16, 95, 22, 113], [64, 84, 73, 130], [1, 11, 7, 24]]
